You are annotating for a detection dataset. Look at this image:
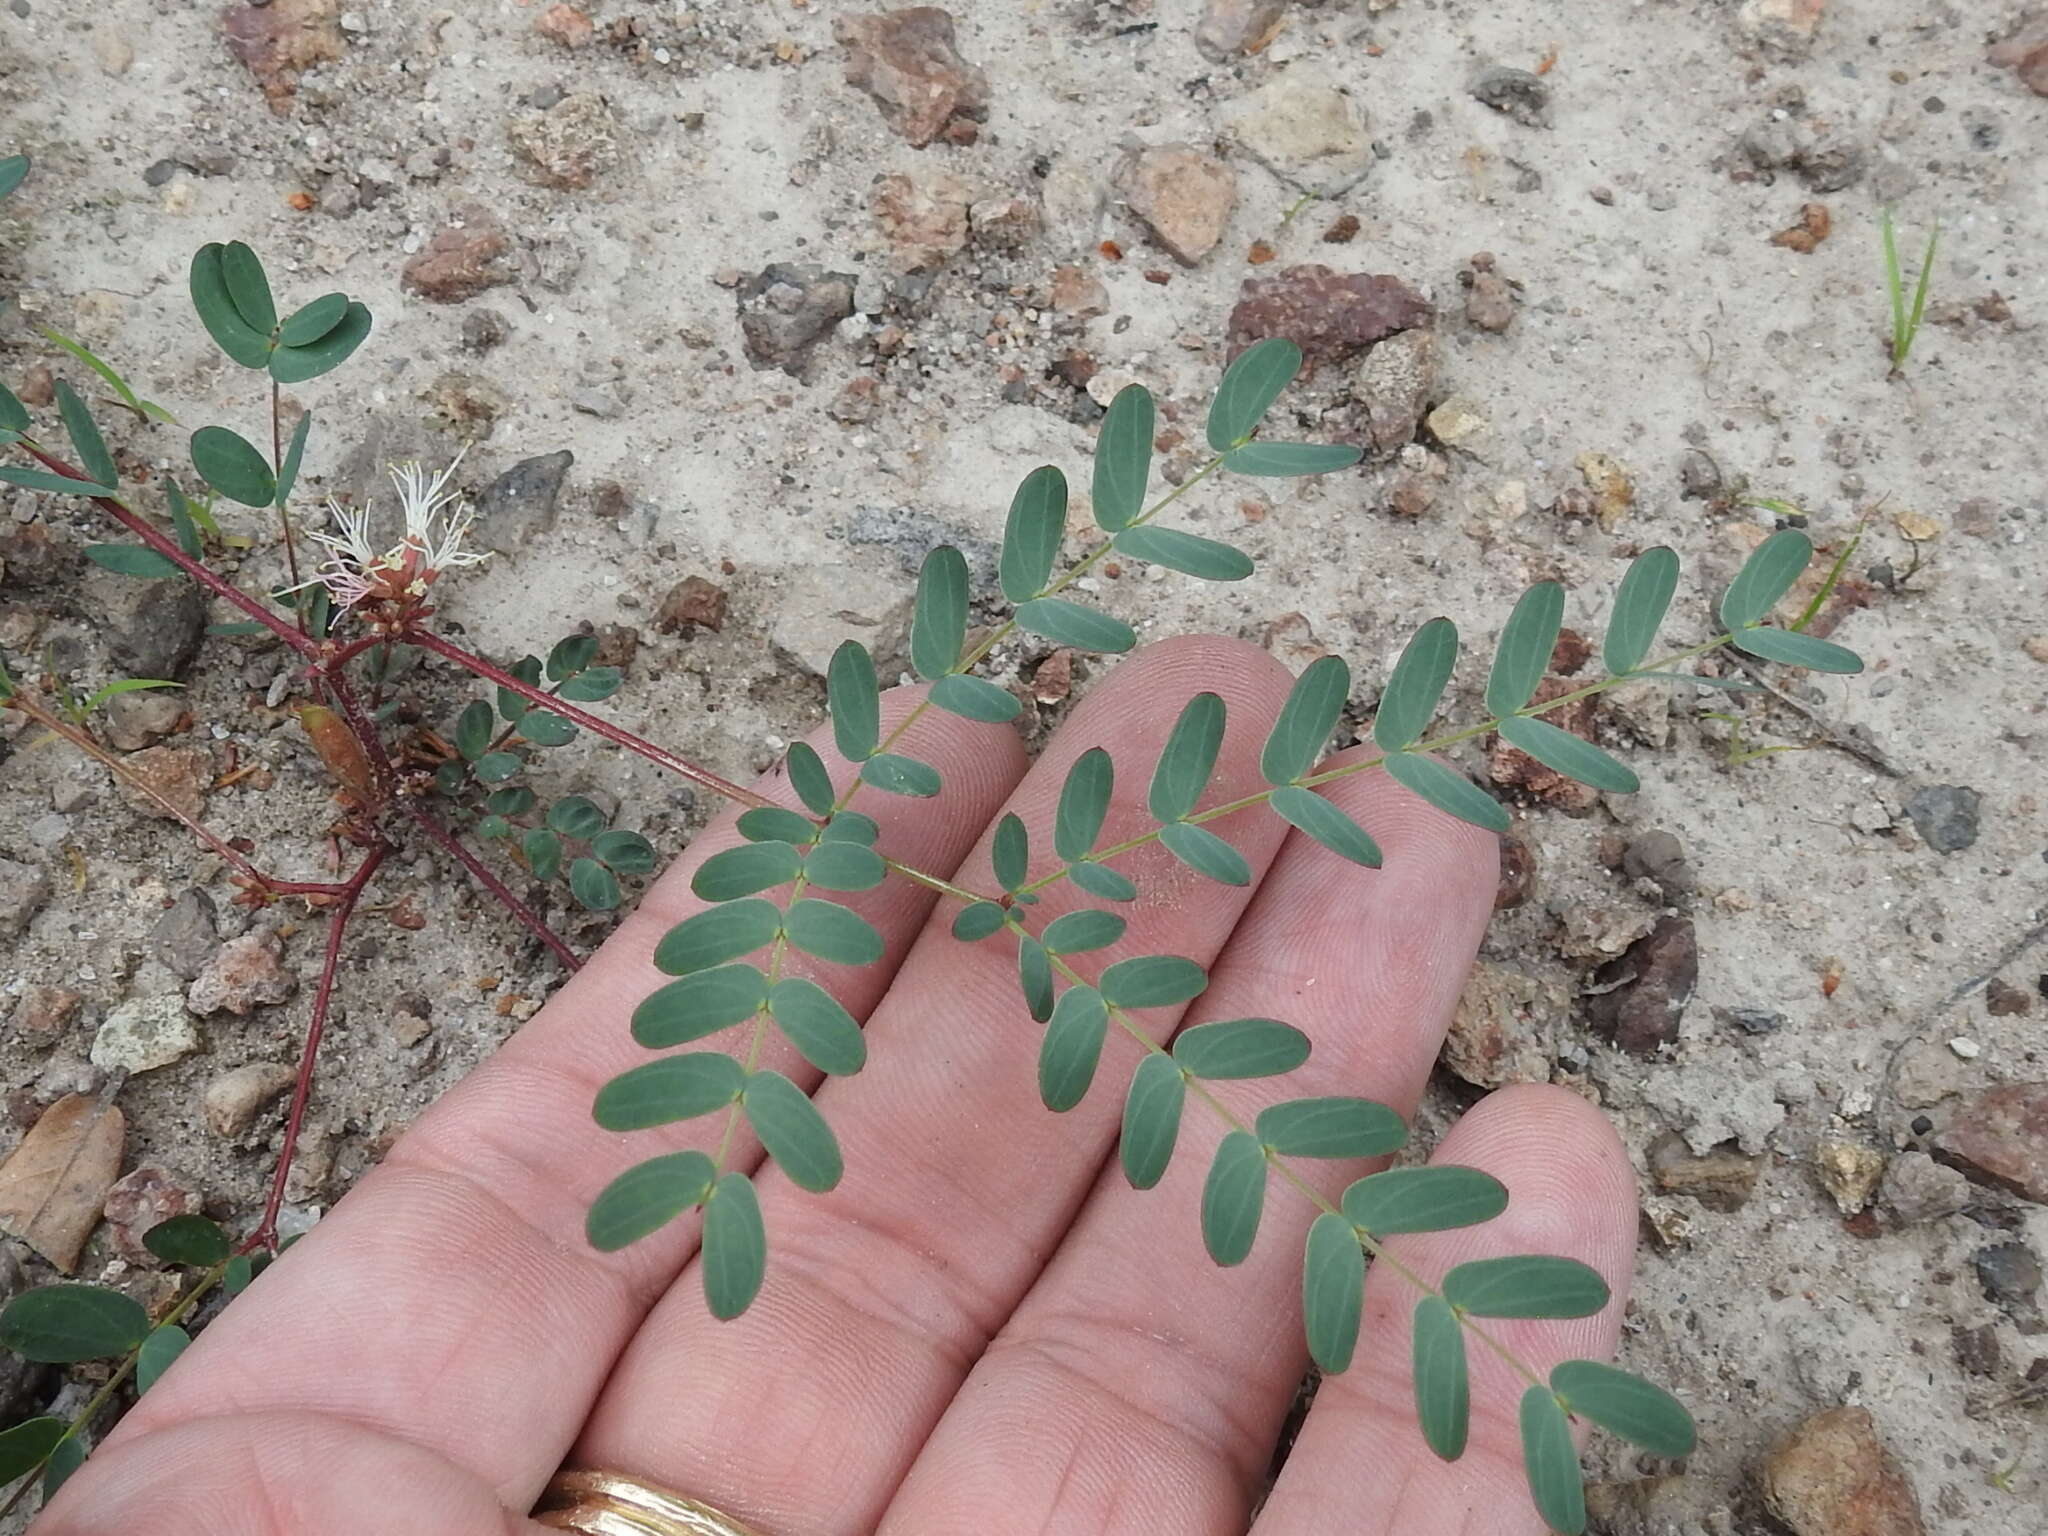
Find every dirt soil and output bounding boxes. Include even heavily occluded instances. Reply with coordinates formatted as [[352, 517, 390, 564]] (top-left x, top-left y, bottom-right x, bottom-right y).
[[3, 1, 2046, 1531]]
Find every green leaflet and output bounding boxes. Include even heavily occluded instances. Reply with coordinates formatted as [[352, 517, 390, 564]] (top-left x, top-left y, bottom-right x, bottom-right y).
[[0, 1418, 66, 1486], [1302, 1212, 1364, 1373], [1120, 1052, 1186, 1189], [1099, 954, 1208, 1010], [653, 898, 782, 975], [801, 840, 886, 893], [1201, 1130, 1268, 1266], [1551, 1360, 1696, 1458], [0, 1284, 150, 1363], [930, 674, 1021, 722], [1039, 909, 1126, 954], [0, 153, 27, 203], [84, 542, 179, 578], [1039, 985, 1108, 1111], [633, 964, 768, 1047], [1173, 1017, 1309, 1079], [701, 1172, 766, 1319], [547, 634, 599, 680], [1112, 525, 1252, 581], [1070, 861, 1138, 902], [1055, 747, 1113, 860], [1262, 654, 1350, 785], [278, 292, 349, 348], [993, 812, 1030, 891], [1374, 617, 1458, 752], [1341, 1166, 1508, 1235], [691, 841, 802, 901], [1383, 753, 1510, 834], [594, 1052, 745, 1131], [1604, 547, 1679, 675], [42, 1436, 85, 1499], [557, 665, 623, 702], [823, 810, 879, 845], [1731, 626, 1864, 674], [1221, 441, 1362, 477], [141, 1214, 230, 1267], [1255, 1097, 1407, 1159], [743, 1069, 843, 1192], [912, 545, 969, 680], [1269, 785, 1381, 867], [1519, 1387, 1587, 1536], [1150, 692, 1226, 823], [189, 243, 273, 368], [1719, 528, 1812, 629], [1159, 822, 1251, 886], [220, 240, 277, 334], [277, 408, 311, 509], [862, 752, 942, 797], [568, 851, 617, 903], [497, 654, 542, 721], [1412, 1297, 1470, 1460], [952, 901, 1007, 941], [768, 977, 867, 1075], [1208, 337, 1301, 450], [1496, 716, 1639, 794], [455, 699, 493, 760], [190, 425, 275, 507], [1017, 933, 1055, 1022], [1014, 597, 1135, 654], [738, 805, 817, 845], [592, 829, 656, 876], [1487, 581, 1564, 717], [783, 898, 885, 966], [55, 381, 116, 489], [549, 794, 606, 840], [269, 302, 371, 384], [520, 708, 578, 747], [1092, 383, 1154, 532], [784, 741, 836, 815], [1443, 1255, 1610, 1319], [522, 828, 562, 881], [0, 466, 117, 496], [0, 377, 29, 432], [827, 641, 880, 762], [136, 1324, 191, 1395], [999, 465, 1068, 602]]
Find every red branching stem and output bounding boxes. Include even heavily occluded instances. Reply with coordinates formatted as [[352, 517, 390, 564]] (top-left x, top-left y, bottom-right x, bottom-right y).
[[404, 802, 582, 973], [404, 629, 772, 809], [244, 842, 388, 1252], [18, 441, 318, 657], [320, 669, 402, 800]]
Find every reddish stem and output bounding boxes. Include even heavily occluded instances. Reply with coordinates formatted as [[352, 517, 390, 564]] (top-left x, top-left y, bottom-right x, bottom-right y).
[[244, 842, 388, 1251], [406, 629, 771, 810], [404, 802, 582, 973]]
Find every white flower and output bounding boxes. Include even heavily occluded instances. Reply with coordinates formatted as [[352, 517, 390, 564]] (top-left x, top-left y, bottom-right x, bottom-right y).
[[292, 450, 488, 612]]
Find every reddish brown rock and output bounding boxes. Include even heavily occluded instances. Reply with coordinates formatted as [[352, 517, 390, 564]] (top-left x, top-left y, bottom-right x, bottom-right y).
[[1495, 833, 1536, 910], [1195, 0, 1288, 59], [13, 364, 55, 408], [828, 376, 882, 426], [1985, 977, 2034, 1017], [402, 205, 516, 303], [535, 3, 595, 47], [1112, 145, 1237, 268], [1049, 265, 1109, 319], [1650, 1132, 1762, 1212], [1444, 962, 1563, 1088], [872, 171, 971, 274], [835, 8, 990, 148], [10, 986, 83, 1042], [223, 0, 345, 117], [102, 1164, 200, 1266], [657, 575, 730, 635], [1989, 22, 2048, 96], [1771, 201, 1833, 253], [187, 931, 299, 1018], [118, 745, 211, 823], [1937, 1082, 2048, 1204], [1585, 916, 1697, 1056], [1762, 1407, 1926, 1536], [1227, 265, 1432, 367]]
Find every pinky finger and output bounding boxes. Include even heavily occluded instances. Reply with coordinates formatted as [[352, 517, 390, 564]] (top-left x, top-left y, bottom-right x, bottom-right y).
[[1252, 1086, 1647, 1536]]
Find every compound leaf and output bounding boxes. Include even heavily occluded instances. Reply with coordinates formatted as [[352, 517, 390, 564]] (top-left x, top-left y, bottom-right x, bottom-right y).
[[1092, 382, 1154, 532], [1120, 1051, 1185, 1189], [999, 465, 1067, 603], [1604, 546, 1679, 675], [1487, 581, 1564, 717]]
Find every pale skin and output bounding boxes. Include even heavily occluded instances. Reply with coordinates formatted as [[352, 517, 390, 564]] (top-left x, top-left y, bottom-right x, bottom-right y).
[[41, 636, 1638, 1536]]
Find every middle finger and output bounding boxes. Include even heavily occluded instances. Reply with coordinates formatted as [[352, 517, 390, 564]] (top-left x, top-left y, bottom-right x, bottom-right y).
[[575, 635, 1292, 1534]]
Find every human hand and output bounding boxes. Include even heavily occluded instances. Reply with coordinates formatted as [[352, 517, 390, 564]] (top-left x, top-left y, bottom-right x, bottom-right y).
[[41, 637, 1636, 1536]]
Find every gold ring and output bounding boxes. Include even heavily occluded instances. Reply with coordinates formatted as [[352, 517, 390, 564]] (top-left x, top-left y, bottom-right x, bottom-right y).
[[533, 1468, 770, 1536]]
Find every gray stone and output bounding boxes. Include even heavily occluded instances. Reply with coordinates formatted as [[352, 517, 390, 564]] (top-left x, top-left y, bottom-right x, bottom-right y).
[[1471, 66, 1550, 129], [1194, 0, 1287, 60], [1585, 915, 1697, 1055], [1350, 327, 1437, 457], [1973, 1241, 2043, 1330], [0, 855, 51, 936], [845, 505, 999, 589], [1623, 828, 1696, 898], [738, 263, 857, 379], [91, 994, 202, 1075], [477, 451, 574, 554], [1221, 66, 1374, 195], [1715, 1005, 1786, 1035], [1905, 784, 1980, 854], [203, 1061, 298, 1138], [151, 887, 220, 980], [103, 687, 185, 751], [1679, 448, 1723, 499], [85, 563, 206, 680], [1880, 1150, 1971, 1225], [187, 931, 298, 1017]]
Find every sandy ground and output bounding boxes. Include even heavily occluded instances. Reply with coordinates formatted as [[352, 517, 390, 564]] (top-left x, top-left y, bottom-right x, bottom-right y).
[[3, 1, 2046, 1531]]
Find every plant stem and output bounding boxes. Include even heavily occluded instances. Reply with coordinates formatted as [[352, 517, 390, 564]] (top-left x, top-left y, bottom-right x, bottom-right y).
[[404, 802, 581, 973], [247, 843, 388, 1248], [405, 630, 771, 810], [270, 378, 306, 630]]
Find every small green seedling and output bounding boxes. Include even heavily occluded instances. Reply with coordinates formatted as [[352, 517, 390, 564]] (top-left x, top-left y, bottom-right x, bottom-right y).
[[1880, 206, 1939, 376]]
